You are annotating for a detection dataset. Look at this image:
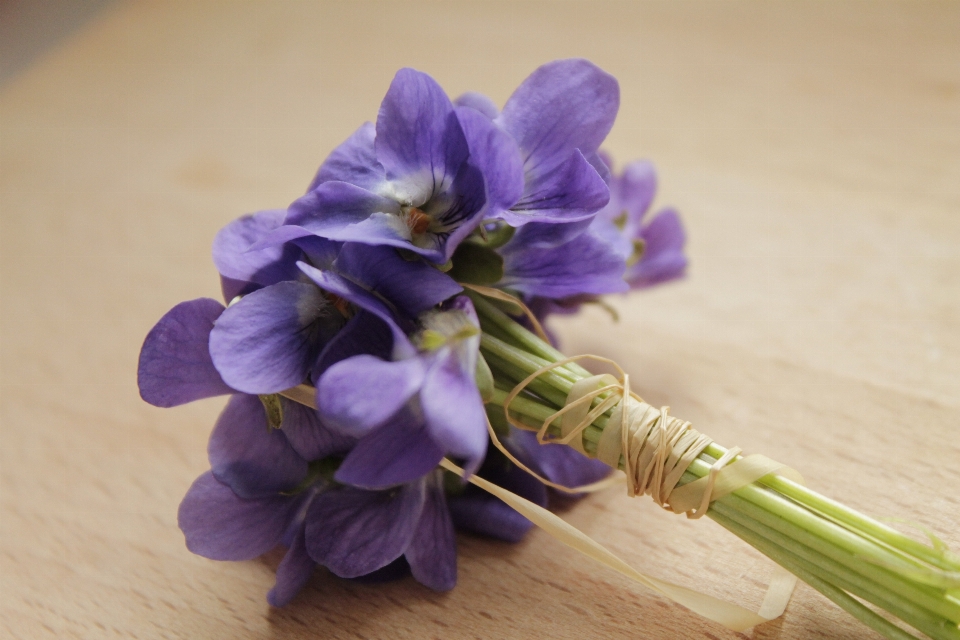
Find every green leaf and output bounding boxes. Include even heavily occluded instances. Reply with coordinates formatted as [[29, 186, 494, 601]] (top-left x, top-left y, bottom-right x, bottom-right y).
[[475, 353, 495, 402], [258, 394, 284, 430], [447, 242, 504, 285]]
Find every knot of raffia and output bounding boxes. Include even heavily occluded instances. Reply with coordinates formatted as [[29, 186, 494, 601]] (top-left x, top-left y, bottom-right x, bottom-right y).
[[499, 355, 743, 519]]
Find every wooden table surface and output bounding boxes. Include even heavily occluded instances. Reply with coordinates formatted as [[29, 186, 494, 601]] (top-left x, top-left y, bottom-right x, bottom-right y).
[[2, 2, 958, 638]]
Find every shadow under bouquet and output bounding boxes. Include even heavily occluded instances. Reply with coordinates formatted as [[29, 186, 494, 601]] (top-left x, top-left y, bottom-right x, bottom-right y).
[[138, 60, 960, 639]]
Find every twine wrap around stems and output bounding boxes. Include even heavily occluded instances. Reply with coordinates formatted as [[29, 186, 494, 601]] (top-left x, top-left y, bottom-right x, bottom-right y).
[[499, 354, 799, 519]]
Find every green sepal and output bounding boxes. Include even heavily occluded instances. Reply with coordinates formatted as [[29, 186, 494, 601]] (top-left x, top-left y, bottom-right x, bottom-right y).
[[447, 242, 504, 285], [442, 467, 467, 496], [475, 353, 495, 402], [485, 402, 511, 437], [258, 394, 284, 430], [467, 222, 515, 250]]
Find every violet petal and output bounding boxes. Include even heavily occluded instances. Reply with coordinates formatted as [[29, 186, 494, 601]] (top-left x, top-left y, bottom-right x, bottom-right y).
[[455, 106, 524, 220], [178, 471, 295, 561], [138, 298, 233, 407], [286, 181, 404, 241], [313, 310, 395, 381], [307, 122, 385, 193], [420, 352, 487, 475], [405, 477, 456, 591], [212, 209, 302, 300], [374, 68, 467, 203], [280, 396, 356, 461], [449, 457, 547, 542], [334, 243, 462, 317], [334, 406, 445, 490], [267, 524, 316, 607], [510, 149, 609, 223], [208, 394, 308, 498], [499, 58, 619, 176], [615, 160, 658, 227], [305, 480, 426, 578], [453, 91, 500, 119], [628, 208, 688, 288], [209, 281, 339, 394], [297, 262, 415, 358], [510, 429, 611, 490], [448, 494, 533, 543], [316, 355, 425, 438], [500, 227, 629, 299]]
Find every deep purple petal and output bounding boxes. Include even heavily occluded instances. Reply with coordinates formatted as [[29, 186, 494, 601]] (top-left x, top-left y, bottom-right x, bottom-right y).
[[499, 59, 619, 176], [313, 310, 395, 381], [448, 455, 547, 542], [509, 149, 610, 223], [209, 281, 341, 394], [422, 156, 489, 264], [405, 477, 456, 591], [374, 69, 467, 202], [280, 396, 356, 461], [267, 525, 316, 607], [454, 91, 500, 119], [138, 298, 233, 407], [307, 122, 386, 193], [295, 235, 343, 271], [420, 352, 487, 475], [448, 493, 533, 543], [500, 227, 628, 299], [334, 407, 445, 489], [455, 106, 524, 219], [286, 181, 403, 241], [510, 429, 611, 490], [178, 471, 296, 561], [316, 355, 425, 437], [305, 480, 426, 578], [297, 262, 415, 357], [334, 243, 462, 317], [502, 217, 593, 251], [212, 210, 303, 300], [208, 395, 308, 498]]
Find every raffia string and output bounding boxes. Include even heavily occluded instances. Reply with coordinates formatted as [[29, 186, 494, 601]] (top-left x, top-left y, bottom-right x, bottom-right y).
[[498, 354, 803, 518], [281, 382, 798, 631]]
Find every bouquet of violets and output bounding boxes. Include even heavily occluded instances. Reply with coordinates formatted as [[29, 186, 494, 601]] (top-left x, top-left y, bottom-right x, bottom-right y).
[[139, 60, 960, 639]]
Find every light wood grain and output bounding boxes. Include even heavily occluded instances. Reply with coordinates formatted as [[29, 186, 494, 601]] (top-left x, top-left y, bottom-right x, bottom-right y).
[[2, 1, 958, 638]]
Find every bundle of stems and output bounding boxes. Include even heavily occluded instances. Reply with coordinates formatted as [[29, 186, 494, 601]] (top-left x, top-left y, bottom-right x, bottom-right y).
[[469, 292, 960, 640]]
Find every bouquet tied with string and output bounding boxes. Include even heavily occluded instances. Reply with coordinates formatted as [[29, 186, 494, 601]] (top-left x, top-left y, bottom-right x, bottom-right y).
[[138, 60, 960, 639]]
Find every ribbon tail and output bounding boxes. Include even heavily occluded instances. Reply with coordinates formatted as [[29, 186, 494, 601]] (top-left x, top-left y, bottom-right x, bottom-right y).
[[440, 458, 793, 632]]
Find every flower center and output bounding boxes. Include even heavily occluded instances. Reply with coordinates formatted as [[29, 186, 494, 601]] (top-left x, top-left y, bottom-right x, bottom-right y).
[[404, 207, 431, 236], [324, 292, 352, 318]]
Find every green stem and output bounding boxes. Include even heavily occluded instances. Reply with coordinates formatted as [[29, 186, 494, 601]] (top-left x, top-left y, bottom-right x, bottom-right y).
[[710, 510, 936, 640], [471, 293, 960, 640]]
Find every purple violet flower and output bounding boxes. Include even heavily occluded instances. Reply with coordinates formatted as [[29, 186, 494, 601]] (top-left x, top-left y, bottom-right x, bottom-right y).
[[203, 213, 462, 396], [315, 296, 488, 489], [457, 59, 620, 234], [590, 155, 688, 289], [505, 429, 611, 497], [178, 394, 458, 604], [486, 155, 687, 341], [496, 220, 629, 300], [139, 302, 460, 602], [281, 68, 523, 264]]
